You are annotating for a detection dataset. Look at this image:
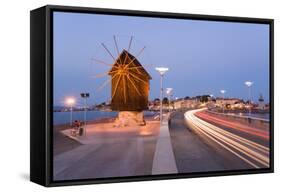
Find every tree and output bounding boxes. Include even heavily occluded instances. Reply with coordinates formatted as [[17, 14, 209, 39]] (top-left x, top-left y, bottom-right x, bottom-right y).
[[162, 97, 169, 104], [184, 96, 190, 100], [154, 98, 160, 102], [200, 95, 209, 103]]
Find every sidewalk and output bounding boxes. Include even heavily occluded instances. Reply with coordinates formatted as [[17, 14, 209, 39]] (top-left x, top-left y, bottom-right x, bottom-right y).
[[152, 113, 178, 174], [55, 120, 161, 180], [61, 120, 160, 145]]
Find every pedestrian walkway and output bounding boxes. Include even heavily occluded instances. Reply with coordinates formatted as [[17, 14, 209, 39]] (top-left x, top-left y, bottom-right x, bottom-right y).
[[54, 120, 160, 180], [152, 113, 178, 174]]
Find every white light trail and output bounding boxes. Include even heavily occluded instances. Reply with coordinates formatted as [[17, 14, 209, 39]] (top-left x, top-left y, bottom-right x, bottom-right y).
[[184, 108, 269, 168]]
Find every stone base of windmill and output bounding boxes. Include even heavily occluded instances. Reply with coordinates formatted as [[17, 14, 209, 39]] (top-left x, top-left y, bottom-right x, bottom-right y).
[[114, 111, 146, 127]]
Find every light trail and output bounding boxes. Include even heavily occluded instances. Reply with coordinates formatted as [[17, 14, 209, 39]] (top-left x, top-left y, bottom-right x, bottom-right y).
[[184, 108, 270, 168], [195, 112, 269, 140]]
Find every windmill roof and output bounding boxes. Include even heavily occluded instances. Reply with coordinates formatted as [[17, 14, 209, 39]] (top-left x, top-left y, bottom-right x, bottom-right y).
[[108, 49, 152, 79]]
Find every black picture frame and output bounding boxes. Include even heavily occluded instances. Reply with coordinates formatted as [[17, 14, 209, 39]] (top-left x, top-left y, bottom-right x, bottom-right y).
[[30, 4, 274, 187]]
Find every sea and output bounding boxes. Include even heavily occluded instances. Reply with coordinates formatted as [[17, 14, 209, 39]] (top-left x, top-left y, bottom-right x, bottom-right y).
[[53, 110, 157, 125]]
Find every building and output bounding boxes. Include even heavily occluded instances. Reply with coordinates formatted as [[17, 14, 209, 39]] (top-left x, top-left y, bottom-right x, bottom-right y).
[[215, 98, 242, 106], [257, 94, 266, 110], [174, 98, 198, 109]]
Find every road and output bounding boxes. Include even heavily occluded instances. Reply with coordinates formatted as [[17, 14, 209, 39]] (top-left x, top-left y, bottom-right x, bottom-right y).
[[184, 108, 269, 169], [169, 109, 269, 173]]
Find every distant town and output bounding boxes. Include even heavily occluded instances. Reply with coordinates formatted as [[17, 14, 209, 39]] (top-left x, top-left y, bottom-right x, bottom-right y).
[[54, 94, 269, 114]]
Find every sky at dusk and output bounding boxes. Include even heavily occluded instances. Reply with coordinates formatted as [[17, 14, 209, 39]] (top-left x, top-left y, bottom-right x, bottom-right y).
[[53, 11, 270, 107]]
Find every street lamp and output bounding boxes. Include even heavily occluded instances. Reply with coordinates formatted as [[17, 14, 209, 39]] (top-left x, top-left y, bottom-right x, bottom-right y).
[[220, 90, 226, 113], [209, 94, 214, 101], [209, 94, 214, 103], [166, 88, 173, 113], [66, 97, 75, 126], [80, 92, 90, 127], [244, 81, 253, 115], [155, 67, 169, 124]]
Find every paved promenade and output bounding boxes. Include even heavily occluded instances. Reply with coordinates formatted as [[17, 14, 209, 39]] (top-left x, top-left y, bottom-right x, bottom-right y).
[[54, 120, 160, 180]]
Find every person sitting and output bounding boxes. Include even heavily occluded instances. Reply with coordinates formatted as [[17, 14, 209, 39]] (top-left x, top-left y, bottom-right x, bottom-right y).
[[71, 120, 81, 136]]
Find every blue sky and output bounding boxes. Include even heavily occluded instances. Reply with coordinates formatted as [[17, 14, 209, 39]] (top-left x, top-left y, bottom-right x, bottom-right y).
[[53, 11, 270, 106]]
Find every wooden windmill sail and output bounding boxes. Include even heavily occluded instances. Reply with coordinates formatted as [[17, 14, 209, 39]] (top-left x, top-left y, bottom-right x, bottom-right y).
[[109, 49, 152, 111], [92, 36, 152, 114]]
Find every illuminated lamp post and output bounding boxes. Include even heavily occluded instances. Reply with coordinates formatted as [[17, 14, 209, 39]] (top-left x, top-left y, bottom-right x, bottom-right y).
[[80, 93, 90, 126], [155, 67, 169, 124], [220, 90, 226, 113], [209, 94, 214, 102], [80, 93, 90, 135], [244, 81, 253, 115], [66, 97, 75, 126], [166, 88, 173, 113]]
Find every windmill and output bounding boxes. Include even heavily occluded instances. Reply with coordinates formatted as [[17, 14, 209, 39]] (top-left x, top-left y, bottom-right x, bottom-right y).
[[92, 36, 152, 126]]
